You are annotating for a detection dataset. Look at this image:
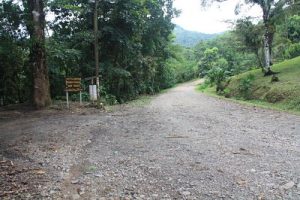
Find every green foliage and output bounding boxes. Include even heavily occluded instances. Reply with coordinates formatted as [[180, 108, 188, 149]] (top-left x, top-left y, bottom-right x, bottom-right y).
[[285, 42, 300, 58], [274, 15, 300, 61], [207, 66, 227, 92], [205, 57, 229, 90], [0, 1, 30, 105], [235, 18, 263, 67], [222, 88, 231, 98], [47, 0, 180, 103], [238, 74, 255, 99], [196, 43, 231, 92], [0, 0, 187, 105], [70, 92, 89, 102], [196, 79, 211, 91], [223, 56, 300, 113], [195, 32, 258, 79], [194, 11, 300, 88], [287, 15, 300, 43], [165, 44, 198, 84], [198, 47, 219, 77]]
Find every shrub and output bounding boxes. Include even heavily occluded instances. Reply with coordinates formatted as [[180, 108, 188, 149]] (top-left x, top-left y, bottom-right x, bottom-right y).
[[206, 66, 227, 92], [238, 74, 255, 99], [222, 88, 231, 98], [104, 94, 118, 105], [285, 43, 300, 59], [70, 92, 90, 102]]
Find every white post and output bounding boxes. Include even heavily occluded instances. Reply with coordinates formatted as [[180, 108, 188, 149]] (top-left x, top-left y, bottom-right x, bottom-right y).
[[80, 91, 82, 106], [66, 91, 69, 109]]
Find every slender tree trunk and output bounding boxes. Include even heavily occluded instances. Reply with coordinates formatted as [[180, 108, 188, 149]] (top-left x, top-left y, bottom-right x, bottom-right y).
[[263, 25, 271, 73], [262, 4, 273, 76], [268, 28, 275, 64], [27, 0, 51, 108]]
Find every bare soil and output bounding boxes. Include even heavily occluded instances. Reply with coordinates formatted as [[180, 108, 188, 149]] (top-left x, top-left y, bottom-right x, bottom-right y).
[[1, 80, 300, 199]]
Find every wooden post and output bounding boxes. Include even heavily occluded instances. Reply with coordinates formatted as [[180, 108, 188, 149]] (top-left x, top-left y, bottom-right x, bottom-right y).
[[80, 91, 82, 106]]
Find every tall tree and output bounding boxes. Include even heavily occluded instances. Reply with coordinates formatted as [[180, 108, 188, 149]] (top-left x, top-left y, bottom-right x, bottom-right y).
[[24, 0, 51, 108], [251, 0, 284, 75], [93, 0, 100, 107]]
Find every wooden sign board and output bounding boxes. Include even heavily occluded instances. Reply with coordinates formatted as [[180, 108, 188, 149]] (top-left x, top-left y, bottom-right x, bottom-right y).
[[65, 78, 82, 92]]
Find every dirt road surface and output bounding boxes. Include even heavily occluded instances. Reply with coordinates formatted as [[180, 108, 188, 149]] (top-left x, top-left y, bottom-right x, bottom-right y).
[[1, 80, 300, 199]]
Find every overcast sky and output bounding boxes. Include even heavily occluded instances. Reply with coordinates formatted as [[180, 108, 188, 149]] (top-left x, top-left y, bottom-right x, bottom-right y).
[[172, 0, 262, 34]]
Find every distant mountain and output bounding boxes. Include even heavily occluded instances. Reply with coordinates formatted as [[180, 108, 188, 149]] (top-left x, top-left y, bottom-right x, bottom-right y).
[[173, 25, 219, 47]]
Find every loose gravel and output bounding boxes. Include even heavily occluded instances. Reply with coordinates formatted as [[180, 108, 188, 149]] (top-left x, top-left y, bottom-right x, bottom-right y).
[[1, 80, 300, 199]]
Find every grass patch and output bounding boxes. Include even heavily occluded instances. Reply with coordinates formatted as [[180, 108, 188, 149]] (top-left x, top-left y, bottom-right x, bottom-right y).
[[199, 85, 300, 115], [125, 95, 154, 107], [196, 56, 300, 115], [196, 83, 215, 94]]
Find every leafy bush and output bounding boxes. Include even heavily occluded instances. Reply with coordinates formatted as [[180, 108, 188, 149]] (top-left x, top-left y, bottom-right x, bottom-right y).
[[198, 47, 219, 77], [287, 15, 300, 43], [285, 43, 300, 59], [223, 88, 231, 98], [207, 67, 226, 87], [103, 94, 118, 105], [70, 92, 90, 102], [238, 74, 255, 99], [207, 66, 227, 92]]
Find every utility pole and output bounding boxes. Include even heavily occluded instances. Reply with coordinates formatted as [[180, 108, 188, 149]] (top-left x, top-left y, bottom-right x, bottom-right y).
[[94, 0, 100, 108]]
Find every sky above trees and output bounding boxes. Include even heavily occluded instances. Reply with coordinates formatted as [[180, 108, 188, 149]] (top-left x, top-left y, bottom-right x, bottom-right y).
[[173, 0, 262, 34]]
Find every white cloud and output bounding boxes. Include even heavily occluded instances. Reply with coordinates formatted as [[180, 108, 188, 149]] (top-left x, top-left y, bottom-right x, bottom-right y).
[[172, 0, 262, 34]]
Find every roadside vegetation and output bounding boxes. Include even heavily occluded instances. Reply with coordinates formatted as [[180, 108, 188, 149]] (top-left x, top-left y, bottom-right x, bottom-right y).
[[195, 1, 300, 114], [198, 56, 300, 114]]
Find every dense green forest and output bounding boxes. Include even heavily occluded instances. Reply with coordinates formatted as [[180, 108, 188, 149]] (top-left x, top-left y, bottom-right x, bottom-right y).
[[1, 0, 300, 108], [1, 0, 197, 107]]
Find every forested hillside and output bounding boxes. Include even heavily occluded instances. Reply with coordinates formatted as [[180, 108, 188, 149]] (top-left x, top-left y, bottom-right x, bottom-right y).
[[195, 0, 300, 113], [173, 25, 218, 47]]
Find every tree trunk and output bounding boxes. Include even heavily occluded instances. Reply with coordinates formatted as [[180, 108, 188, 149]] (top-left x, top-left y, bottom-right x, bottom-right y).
[[261, 3, 275, 76], [94, 0, 101, 108], [263, 26, 271, 73], [27, 0, 51, 109]]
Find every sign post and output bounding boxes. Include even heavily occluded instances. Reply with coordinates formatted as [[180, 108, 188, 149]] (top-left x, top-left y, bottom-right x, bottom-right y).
[[65, 78, 82, 108], [66, 91, 69, 108]]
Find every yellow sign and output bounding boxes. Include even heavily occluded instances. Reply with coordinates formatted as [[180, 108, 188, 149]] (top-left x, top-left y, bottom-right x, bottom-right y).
[[65, 78, 82, 92]]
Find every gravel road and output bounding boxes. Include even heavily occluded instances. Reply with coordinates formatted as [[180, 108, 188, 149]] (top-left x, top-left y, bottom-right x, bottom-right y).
[[1, 80, 300, 199]]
